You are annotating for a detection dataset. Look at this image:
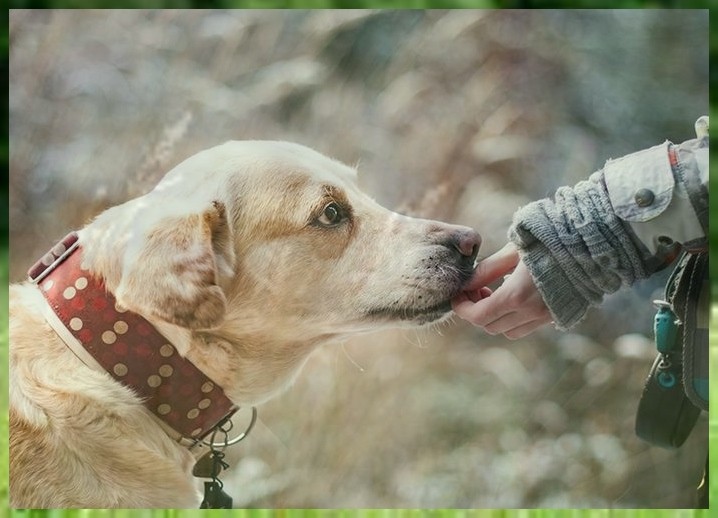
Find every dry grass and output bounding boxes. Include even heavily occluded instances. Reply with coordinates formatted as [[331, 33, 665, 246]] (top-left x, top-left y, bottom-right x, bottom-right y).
[[9, 10, 708, 508]]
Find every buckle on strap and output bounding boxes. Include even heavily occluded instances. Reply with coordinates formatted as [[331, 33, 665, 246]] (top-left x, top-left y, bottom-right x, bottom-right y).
[[28, 232, 80, 284]]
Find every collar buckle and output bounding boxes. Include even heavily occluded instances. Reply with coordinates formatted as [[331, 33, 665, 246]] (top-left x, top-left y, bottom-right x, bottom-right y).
[[28, 232, 81, 285]]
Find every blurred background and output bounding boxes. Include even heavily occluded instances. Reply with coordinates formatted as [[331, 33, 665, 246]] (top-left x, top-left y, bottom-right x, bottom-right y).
[[9, 9, 709, 508]]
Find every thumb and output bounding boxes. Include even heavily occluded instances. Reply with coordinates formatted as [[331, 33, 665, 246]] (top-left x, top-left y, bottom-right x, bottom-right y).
[[463, 242, 520, 291]]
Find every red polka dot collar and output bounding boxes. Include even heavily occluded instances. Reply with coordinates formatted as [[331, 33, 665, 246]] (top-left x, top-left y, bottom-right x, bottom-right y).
[[28, 232, 239, 444]]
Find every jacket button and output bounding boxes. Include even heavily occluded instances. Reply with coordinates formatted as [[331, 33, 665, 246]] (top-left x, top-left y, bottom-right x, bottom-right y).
[[634, 188, 655, 207]]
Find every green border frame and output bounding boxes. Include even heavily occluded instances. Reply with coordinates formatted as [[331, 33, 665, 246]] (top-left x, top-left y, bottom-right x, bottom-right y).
[[3, 2, 715, 515]]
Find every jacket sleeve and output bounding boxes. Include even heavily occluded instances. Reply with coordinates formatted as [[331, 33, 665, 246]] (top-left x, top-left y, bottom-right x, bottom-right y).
[[508, 117, 708, 330]]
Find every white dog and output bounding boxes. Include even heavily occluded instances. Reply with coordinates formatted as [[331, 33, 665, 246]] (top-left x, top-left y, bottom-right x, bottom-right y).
[[10, 141, 480, 508]]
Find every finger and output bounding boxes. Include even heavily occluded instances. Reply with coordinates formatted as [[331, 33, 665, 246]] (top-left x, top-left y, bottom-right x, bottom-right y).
[[462, 286, 493, 303], [483, 310, 535, 336], [451, 295, 479, 320], [463, 243, 520, 291], [452, 288, 513, 327], [482, 295, 551, 332], [503, 317, 552, 340]]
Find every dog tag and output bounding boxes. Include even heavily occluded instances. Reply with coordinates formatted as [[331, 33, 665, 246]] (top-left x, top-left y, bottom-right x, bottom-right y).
[[193, 451, 222, 478], [200, 481, 233, 508]]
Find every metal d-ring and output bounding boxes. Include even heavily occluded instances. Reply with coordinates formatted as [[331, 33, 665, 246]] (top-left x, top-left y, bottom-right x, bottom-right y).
[[203, 407, 258, 448]]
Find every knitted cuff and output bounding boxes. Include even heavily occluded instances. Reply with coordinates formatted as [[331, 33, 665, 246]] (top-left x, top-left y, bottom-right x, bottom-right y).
[[509, 171, 649, 330], [517, 239, 590, 330]]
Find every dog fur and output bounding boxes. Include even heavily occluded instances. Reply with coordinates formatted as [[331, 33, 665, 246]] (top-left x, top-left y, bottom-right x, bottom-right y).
[[10, 141, 480, 508]]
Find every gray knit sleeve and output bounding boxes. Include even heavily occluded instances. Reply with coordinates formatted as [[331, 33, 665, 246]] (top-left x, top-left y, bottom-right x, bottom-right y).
[[509, 119, 708, 330], [508, 170, 650, 330]]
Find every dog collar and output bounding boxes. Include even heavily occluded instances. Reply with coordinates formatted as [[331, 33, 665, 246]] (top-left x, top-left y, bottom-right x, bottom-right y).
[[28, 232, 239, 443]]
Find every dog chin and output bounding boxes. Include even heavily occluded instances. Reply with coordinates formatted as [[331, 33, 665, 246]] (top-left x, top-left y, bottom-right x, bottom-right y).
[[366, 300, 453, 326]]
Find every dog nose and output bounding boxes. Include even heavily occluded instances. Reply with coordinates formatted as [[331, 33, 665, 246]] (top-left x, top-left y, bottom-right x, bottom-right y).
[[453, 228, 481, 261]]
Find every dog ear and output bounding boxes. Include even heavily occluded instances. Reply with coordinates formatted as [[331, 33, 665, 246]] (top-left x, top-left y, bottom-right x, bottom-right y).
[[115, 201, 236, 330]]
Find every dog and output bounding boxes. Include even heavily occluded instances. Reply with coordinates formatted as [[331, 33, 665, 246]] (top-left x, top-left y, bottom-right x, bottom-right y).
[[10, 140, 480, 508]]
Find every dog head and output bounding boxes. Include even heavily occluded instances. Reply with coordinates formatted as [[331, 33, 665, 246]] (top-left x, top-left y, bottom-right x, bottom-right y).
[[80, 141, 479, 400], [84, 141, 480, 337]]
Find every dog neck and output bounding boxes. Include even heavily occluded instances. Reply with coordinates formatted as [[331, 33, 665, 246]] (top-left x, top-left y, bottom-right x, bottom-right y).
[[77, 214, 331, 407], [28, 232, 240, 444]]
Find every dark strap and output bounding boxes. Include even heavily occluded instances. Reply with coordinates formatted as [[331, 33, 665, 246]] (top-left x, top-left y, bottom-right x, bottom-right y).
[[670, 252, 708, 411]]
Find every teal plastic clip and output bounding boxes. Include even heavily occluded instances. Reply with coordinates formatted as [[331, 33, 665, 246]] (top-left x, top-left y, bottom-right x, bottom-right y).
[[653, 300, 680, 355]]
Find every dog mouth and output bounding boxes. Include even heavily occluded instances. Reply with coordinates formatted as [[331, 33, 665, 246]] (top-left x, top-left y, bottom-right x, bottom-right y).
[[365, 265, 474, 326]]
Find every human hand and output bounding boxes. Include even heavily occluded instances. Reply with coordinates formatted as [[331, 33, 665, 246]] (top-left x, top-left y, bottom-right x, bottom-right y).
[[452, 243, 552, 339]]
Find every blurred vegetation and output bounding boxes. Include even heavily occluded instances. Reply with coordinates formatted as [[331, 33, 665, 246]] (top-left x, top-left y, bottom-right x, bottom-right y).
[[1, 6, 8, 249], [7, 9, 709, 509], [7, 0, 712, 7], [709, 8, 718, 297]]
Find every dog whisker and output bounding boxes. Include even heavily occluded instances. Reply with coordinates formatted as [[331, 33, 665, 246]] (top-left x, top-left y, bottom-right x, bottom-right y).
[[340, 342, 365, 373]]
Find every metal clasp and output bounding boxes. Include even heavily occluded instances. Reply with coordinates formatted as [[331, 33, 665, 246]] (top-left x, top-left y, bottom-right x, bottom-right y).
[[202, 407, 258, 449]]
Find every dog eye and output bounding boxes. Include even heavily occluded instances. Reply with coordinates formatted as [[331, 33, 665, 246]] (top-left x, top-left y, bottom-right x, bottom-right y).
[[316, 202, 345, 227]]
